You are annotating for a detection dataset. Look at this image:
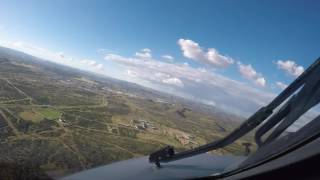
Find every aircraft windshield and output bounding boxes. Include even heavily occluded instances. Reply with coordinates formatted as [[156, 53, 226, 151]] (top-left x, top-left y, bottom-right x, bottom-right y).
[[0, 1, 319, 179]]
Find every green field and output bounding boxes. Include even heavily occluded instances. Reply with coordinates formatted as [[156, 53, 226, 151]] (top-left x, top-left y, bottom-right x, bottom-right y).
[[36, 108, 61, 120], [18, 108, 61, 122]]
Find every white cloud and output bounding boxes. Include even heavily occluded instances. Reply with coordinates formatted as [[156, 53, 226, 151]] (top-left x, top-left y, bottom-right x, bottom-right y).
[[238, 64, 257, 79], [154, 72, 170, 79], [88, 61, 96, 66], [276, 81, 288, 90], [104, 50, 275, 116], [135, 48, 152, 59], [104, 54, 127, 62], [80, 59, 95, 65], [256, 77, 266, 87], [162, 55, 174, 61], [96, 63, 103, 70], [162, 77, 184, 87], [141, 48, 151, 53], [80, 59, 104, 70], [198, 68, 207, 73], [238, 63, 266, 87], [178, 39, 234, 68], [81, 59, 96, 66], [127, 69, 138, 77], [276, 60, 304, 77]]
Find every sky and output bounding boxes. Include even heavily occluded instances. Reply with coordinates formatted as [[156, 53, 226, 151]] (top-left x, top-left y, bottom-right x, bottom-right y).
[[1, 0, 320, 117]]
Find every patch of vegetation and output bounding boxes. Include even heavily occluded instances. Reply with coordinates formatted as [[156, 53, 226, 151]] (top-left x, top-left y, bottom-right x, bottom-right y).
[[0, 79, 26, 101], [29, 119, 59, 133], [37, 108, 60, 120], [19, 110, 44, 123], [37, 96, 50, 105], [107, 100, 130, 115], [118, 126, 139, 138]]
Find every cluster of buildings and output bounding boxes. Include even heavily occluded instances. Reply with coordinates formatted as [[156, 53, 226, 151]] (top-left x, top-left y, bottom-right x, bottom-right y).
[[131, 118, 157, 131], [58, 117, 66, 123], [175, 134, 196, 146]]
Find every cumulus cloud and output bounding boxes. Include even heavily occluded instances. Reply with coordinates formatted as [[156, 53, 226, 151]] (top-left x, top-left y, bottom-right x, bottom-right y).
[[276, 60, 304, 77], [80, 59, 104, 70], [127, 69, 138, 77], [238, 62, 266, 87], [276, 81, 288, 90], [255, 77, 266, 87], [105, 49, 275, 116], [178, 39, 234, 68], [135, 48, 152, 59], [96, 63, 103, 70], [154, 72, 170, 79], [162, 77, 184, 87], [162, 54, 174, 61], [81, 59, 95, 65], [104, 54, 127, 62]]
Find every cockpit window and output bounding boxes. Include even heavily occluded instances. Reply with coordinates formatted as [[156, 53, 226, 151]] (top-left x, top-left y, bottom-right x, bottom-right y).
[[0, 1, 319, 179]]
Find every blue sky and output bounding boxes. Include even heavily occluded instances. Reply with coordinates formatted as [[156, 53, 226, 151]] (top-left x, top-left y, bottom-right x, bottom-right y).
[[1, 0, 320, 116]]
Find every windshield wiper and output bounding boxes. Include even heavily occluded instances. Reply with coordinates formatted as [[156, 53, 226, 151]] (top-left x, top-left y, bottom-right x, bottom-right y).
[[149, 57, 320, 167]]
